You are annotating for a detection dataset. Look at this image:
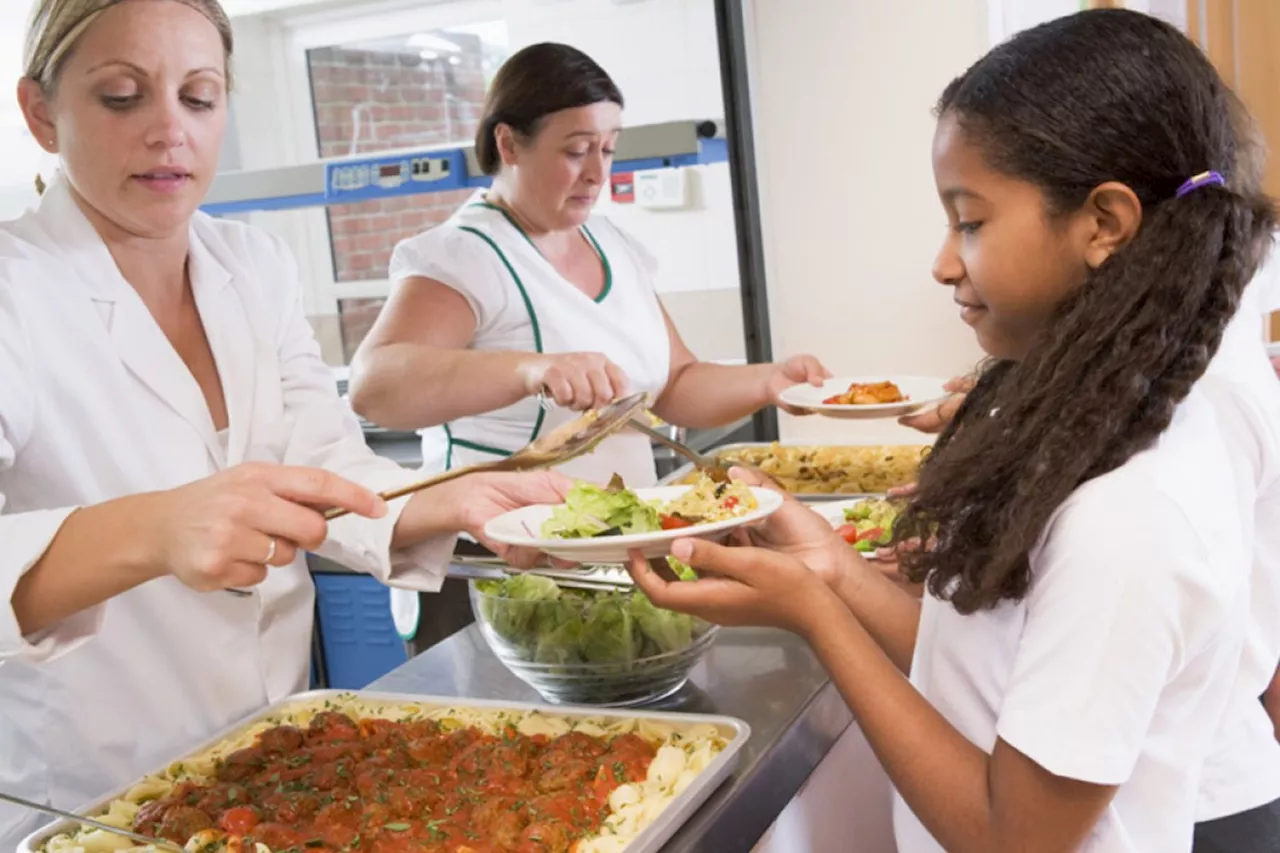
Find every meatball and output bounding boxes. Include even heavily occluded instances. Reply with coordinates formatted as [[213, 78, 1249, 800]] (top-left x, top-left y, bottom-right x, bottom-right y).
[[156, 806, 213, 845]]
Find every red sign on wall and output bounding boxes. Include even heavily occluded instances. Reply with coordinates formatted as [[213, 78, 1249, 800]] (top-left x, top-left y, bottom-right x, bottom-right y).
[[611, 172, 635, 204]]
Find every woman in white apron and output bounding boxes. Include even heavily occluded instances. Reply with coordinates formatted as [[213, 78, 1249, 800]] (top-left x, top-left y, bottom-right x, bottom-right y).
[[0, 2, 570, 847], [349, 42, 829, 645]]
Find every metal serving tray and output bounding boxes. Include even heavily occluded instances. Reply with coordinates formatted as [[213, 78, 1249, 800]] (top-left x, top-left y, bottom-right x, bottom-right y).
[[19, 690, 751, 853], [658, 441, 928, 502]]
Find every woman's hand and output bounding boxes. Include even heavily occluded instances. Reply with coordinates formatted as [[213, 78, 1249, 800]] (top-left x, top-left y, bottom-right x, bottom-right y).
[[433, 470, 574, 568], [520, 352, 630, 411], [627, 537, 839, 638], [149, 463, 388, 592], [898, 373, 974, 433], [765, 355, 832, 415]]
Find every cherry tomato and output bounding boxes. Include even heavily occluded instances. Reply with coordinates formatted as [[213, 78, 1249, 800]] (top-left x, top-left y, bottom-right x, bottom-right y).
[[660, 514, 693, 530], [835, 524, 859, 544], [219, 807, 259, 836], [856, 526, 885, 543]]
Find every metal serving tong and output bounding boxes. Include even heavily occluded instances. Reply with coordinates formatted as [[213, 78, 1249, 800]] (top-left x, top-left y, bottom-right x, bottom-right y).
[[448, 556, 634, 591], [624, 418, 732, 483], [0, 791, 185, 853], [324, 392, 650, 521]]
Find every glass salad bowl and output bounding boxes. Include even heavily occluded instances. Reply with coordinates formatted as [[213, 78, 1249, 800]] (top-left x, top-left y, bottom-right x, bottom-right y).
[[469, 575, 718, 707]]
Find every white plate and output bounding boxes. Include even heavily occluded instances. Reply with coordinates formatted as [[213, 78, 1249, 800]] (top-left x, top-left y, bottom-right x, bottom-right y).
[[484, 485, 785, 563], [813, 497, 889, 561], [778, 375, 950, 419], [1266, 340, 1280, 358]]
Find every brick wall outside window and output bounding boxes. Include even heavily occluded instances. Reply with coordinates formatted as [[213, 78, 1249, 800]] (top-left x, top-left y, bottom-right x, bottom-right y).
[[306, 31, 503, 361]]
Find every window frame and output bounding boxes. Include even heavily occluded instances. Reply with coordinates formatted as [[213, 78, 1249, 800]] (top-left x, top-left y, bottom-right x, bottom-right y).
[[247, 0, 504, 318]]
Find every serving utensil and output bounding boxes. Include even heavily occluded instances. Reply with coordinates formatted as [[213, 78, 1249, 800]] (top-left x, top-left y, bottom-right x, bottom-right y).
[[448, 556, 634, 591], [324, 392, 649, 520], [625, 418, 732, 483], [0, 791, 185, 853]]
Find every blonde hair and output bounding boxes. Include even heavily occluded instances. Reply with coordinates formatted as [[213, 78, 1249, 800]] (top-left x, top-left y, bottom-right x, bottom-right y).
[[24, 0, 234, 92]]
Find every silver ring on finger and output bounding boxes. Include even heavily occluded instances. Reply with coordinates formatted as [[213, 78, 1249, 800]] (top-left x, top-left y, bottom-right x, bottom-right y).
[[264, 536, 278, 567]]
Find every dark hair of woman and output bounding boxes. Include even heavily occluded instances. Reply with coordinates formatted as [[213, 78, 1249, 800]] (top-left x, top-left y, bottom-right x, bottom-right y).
[[896, 8, 1277, 613], [474, 42, 624, 175]]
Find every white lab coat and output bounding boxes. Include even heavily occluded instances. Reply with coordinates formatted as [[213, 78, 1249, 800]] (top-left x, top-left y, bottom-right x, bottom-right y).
[[0, 178, 456, 850]]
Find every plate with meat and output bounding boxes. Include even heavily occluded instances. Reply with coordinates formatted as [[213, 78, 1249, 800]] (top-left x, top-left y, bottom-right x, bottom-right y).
[[778, 375, 950, 420]]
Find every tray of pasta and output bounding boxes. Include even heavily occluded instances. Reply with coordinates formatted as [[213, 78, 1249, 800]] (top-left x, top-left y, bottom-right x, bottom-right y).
[[660, 441, 931, 500], [21, 690, 749, 853]]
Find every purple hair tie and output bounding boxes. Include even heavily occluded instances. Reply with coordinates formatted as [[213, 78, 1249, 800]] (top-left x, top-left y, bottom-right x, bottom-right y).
[[1175, 170, 1226, 198]]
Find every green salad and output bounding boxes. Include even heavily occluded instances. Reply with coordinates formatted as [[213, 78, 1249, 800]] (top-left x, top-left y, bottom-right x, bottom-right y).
[[474, 570, 706, 667], [539, 477, 662, 539], [835, 497, 902, 552], [540, 474, 758, 540]]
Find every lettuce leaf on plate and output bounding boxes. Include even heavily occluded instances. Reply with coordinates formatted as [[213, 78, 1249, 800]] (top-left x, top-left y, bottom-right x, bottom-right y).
[[540, 478, 662, 539]]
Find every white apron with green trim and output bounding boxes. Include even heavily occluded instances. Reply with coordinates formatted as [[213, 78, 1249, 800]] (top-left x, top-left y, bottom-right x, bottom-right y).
[[392, 195, 671, 638]]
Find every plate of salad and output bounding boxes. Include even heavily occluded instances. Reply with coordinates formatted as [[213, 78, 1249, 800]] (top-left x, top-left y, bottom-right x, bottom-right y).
[[484, 473, 784, 563], [814, 497, 905, 560]]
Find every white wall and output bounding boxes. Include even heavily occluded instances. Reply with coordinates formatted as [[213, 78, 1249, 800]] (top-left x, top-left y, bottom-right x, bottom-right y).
[[746, 0, 989, 444], [0, 9, 50, 220]]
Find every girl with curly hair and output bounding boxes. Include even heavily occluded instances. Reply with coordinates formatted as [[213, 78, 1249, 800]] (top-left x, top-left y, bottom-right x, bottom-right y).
[[627, 9, 1277, 851]]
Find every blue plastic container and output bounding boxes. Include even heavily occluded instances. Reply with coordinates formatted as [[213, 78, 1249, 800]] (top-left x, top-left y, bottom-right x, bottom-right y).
[[312, 573, 408, 689]]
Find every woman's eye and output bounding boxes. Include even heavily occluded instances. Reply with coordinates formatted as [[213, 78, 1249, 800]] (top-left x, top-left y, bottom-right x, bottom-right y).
[[953, 221, 983, 235], [183, 96, 216, 111], [101, 94, 139, 110]]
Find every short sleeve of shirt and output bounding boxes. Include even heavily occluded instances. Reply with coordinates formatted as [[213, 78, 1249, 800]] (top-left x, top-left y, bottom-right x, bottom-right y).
[[388, 226, 513, 334], [995, 479, 1234, 785]]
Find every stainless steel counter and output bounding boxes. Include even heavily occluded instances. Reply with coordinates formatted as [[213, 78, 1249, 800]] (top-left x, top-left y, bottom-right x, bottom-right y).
[[367, 625, 853, 852]]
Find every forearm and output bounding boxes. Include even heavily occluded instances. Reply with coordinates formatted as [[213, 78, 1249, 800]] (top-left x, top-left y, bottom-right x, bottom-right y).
[[349, 344, 533, 430], [12, 494, 163, 636], [653, 363, 772, 428], [828, 552, 922, 672], [806, 596, 996, 853]]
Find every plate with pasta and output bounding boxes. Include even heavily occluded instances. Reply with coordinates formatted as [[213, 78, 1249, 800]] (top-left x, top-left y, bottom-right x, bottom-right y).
[[23, 691, 749, 853], [778, 375, 950, 419]]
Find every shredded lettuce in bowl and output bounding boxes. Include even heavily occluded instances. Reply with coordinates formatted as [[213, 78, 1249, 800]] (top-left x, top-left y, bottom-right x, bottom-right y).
[[473, 567, 705, 667]]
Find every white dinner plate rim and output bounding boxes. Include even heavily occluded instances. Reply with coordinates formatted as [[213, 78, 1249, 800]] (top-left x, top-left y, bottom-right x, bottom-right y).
[[482, 485, 785, 552], [777, 375, 951, 415]]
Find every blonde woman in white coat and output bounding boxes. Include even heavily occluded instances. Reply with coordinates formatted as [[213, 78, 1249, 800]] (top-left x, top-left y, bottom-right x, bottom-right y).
[[0, 1, 569, 847]]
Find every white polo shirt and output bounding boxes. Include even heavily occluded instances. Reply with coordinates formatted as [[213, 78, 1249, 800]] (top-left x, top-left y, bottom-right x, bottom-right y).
[[893, 387, 1254, 852], [1196, 243, 1280, 821]]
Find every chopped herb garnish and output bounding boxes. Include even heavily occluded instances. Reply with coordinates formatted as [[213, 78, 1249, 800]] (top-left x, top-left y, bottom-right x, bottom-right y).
[[383, 823, 410, 832]]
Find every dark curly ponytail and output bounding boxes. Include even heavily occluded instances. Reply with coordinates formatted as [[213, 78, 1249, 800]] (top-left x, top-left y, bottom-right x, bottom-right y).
[[896, 9, 1277, 613]]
